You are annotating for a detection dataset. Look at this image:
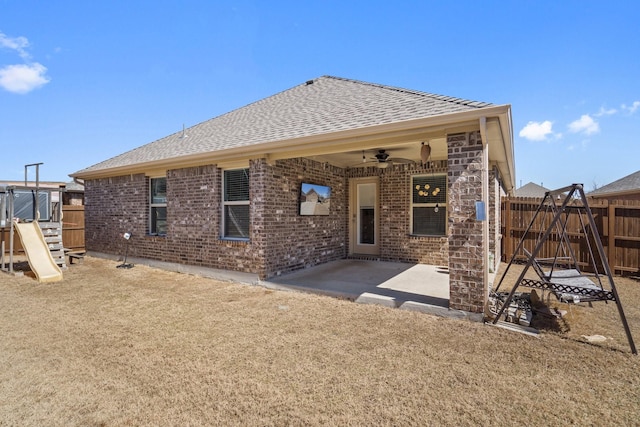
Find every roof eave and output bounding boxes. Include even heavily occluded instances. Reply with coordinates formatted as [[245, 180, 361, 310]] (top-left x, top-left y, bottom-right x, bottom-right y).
[[479, 108, 515, 194], [71, 104, 513, 180], [493, 107, 515, 194], [589, 188, 640, 198]]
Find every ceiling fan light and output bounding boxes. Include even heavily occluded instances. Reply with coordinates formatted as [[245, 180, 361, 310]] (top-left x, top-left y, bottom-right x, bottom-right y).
[[377, 161, 389, 169], [374, 149, 390, 160]]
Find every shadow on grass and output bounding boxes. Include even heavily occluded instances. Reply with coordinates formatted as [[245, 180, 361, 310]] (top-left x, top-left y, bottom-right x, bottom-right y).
[[530, 303, 571, 334]]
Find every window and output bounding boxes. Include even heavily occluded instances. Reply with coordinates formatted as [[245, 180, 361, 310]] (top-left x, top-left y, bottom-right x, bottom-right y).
[[222, 168, 250, 239], [150, 177, 167, 235], [411, 174, 447, 236]]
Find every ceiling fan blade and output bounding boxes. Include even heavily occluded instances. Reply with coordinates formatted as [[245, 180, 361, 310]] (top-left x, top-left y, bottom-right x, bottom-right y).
[[350, 159, 378, 167], [388, 157, 415, 164]]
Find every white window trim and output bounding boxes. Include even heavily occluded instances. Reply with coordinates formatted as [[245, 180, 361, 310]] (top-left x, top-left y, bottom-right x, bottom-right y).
[[221, 168, 250, 241], [410, 173, 447, 236], [149, 176, 167, 236]]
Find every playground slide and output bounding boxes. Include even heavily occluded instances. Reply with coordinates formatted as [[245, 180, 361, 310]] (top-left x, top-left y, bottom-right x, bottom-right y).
[[13, 221, 63, 283]]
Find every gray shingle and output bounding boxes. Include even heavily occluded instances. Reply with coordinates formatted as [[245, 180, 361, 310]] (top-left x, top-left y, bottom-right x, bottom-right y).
[[514, 182, 549, 198], [588, 170, 640, 196], [74, 76, 494, 175]]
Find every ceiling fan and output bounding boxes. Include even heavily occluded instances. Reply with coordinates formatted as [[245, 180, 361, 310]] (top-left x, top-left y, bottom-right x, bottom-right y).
[[357, 149, 415, 169]]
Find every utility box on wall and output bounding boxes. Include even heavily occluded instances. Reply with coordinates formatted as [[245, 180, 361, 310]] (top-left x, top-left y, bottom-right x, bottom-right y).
[[475, 201, 486, 221]]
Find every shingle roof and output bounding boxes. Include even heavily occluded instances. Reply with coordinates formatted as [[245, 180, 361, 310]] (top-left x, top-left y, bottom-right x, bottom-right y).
[[588, 170, 640, 196], [73, 75, 493, 175], [514, 182, 550, 198]]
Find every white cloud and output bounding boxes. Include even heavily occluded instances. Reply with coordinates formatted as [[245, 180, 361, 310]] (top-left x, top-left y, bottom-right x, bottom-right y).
[[0, 31, 31, 60], [518, 120, 555, 141], [568, 114, 599, 135], [0, 63, 50, 94], [0, 30, 50, 94], [595, 106, 617, 116], [622, 101, 640, 115]]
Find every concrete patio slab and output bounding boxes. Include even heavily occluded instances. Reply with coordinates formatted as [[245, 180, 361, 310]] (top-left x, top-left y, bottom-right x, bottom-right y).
[[262, 259, 451, 310]]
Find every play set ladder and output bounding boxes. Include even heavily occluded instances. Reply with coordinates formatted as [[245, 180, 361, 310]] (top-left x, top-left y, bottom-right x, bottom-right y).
[[39, 222, 67, 269]]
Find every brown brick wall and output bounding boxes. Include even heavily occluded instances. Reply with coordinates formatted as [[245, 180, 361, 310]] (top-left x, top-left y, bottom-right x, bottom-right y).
[[85, 146, 495, 310], [377, 163, 449, 266], [260, 158, 348, 277], [84, 159, 347, 280], [447, 131, 486, 313], [62, 192, 84, 206], [85, 166, 263, 275], [166, 165, 262, 273], [85, 174, 150, 256]]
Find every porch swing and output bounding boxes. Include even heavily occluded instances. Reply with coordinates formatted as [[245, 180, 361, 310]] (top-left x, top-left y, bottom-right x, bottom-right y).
[[490, 184, 637, 354]]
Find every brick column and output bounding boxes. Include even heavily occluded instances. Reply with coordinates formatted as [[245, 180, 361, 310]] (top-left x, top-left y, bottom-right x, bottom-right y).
[[249, 158, 268, 279], [447, 131, 486, 313]]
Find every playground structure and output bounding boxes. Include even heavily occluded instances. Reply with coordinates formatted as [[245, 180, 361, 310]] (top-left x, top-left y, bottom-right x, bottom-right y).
[[12, 220, 63, 282], [490, 184, 636, 354], [1, 163, 67, 282]]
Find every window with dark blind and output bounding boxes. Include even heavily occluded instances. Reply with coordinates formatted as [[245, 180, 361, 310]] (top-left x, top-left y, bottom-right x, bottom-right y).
[[222, 169, 250, 239], [150, 177, 167, 235], [411, 174, 447, 236]]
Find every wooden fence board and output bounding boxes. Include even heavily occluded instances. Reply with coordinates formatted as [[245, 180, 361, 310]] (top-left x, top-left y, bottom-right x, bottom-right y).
[[501, 197, 640, 276], [61, 205, 85, 251], [1, 205, 84, 254]]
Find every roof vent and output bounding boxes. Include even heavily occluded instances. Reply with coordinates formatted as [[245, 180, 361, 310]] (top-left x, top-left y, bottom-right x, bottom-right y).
[[305, 80, 314, 85]]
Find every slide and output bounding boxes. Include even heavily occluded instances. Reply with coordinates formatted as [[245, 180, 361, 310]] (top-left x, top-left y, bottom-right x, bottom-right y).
[[13, 221, 63, 283]]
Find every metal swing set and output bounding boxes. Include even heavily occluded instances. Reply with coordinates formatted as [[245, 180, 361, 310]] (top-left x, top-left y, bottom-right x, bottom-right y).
[[491, 184, 637, 354]]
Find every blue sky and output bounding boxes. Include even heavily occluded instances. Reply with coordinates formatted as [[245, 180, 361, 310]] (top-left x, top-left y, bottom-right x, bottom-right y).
[[1, 0, 638, 191]]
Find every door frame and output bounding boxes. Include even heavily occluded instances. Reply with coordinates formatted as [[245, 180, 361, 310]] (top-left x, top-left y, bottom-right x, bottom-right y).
[[349, 176, 380, 256]]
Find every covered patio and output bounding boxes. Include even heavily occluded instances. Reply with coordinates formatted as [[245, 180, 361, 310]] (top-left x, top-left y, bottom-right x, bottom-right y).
[[262, 259, 481, 321]]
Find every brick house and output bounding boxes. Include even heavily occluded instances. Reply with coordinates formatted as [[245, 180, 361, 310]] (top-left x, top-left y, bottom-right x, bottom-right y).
[[71, 76, 515, 314]]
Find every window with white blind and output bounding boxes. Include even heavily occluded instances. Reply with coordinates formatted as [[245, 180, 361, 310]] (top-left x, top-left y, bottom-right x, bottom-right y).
[[222, 168, 250, 239], [411, 174, 447, 236], [150, 177, 167, 235]]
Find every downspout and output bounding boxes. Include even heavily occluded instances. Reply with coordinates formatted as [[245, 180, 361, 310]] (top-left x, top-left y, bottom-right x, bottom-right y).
[[479, 117, 490, 302]]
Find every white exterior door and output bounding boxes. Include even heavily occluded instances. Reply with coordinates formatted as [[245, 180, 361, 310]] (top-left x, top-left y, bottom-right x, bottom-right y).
[[350, 177, 379, 256]]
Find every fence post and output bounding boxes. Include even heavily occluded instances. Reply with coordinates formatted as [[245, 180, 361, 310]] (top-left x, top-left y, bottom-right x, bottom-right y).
[[503, 197, 512, 261], [608, 202, 616, 273]]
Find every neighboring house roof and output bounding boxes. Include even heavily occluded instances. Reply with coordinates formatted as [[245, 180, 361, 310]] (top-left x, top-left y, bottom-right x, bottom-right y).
[[588, 170, 640, 198], [64, 181, 85, 192], [515, 182, 549, 198], [72, 75, 514, 191], [0, 180, 66, 188]]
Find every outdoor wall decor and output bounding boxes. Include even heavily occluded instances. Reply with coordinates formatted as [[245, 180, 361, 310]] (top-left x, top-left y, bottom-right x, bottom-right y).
[[299, 182, 331, 216]]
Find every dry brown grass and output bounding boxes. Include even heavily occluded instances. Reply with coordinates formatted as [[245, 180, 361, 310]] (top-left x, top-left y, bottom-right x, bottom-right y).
[[1, 257, 639, 426]]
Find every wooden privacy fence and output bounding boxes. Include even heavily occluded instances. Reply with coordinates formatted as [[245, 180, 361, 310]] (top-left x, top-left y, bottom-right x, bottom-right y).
[[61, 205, 85, 252], [1, 205, 84, 254], [501, 197, 640, 276]]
